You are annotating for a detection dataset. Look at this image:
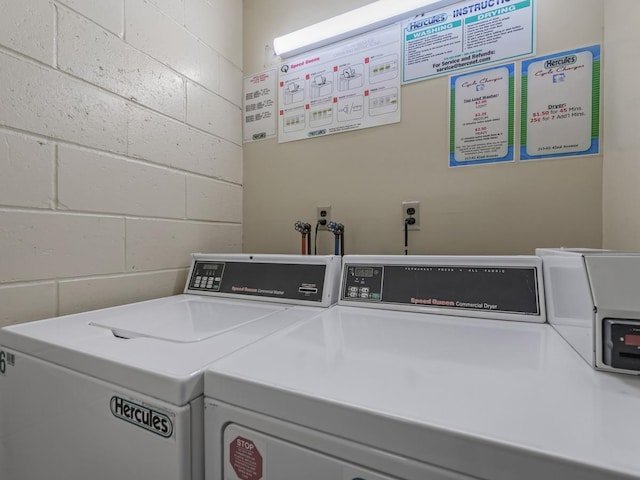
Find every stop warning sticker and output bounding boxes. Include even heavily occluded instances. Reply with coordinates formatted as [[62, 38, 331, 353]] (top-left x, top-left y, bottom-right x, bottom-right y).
[[228, 435, 266, 480]]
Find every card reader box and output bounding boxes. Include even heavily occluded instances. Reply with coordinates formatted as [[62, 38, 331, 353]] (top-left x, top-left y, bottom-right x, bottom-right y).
[[537, 248, 640, 375]]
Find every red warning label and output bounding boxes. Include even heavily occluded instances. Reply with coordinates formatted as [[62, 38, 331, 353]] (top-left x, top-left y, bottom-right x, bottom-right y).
[[229, 436, 263, 480]]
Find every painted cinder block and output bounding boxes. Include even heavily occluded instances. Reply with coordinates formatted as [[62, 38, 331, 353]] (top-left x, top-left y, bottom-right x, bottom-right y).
[[58, 145, 186, 218], [0, 0, 54, 65], [0, 0, 244, 323], [128, 105, 242, 183], [185, 0, 242, 69], [186, 175, 242, 222], [0, 52, 128, 154], [58, 269, 189, 316], [0, 211, 125, 283], [0, 282, 57, 327], [211, 137, 243, 185], [126, 218, 241, 271], [58, 8, 185, 120], [218, 56, 243, 108], [187, 82, 242, 145], [126, 0, 219, 94], [0, 130, 54, 209], [56, 0, 124, 37], [146, 0, 185, 25]]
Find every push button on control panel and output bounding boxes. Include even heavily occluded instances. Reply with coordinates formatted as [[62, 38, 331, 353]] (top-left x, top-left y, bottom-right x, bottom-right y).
[[189, 262, 224, 291], [342, 265, 383, 301]]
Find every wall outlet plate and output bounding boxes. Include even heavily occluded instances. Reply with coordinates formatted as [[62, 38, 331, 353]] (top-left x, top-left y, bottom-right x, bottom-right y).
[[317, 205, 331, 230], [402, 201, 420, 230]]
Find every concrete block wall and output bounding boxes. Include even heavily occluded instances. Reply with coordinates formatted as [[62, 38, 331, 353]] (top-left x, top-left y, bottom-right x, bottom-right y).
[[0, 0, 243, 326]]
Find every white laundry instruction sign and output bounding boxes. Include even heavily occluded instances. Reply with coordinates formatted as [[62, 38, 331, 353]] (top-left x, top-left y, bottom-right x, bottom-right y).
[[243, 69, 277, 143], [402, 0, 535, 83], [277, 24, 401, 143]]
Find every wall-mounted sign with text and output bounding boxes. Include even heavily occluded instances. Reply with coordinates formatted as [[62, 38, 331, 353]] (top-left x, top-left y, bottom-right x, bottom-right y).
[[277, 24, 401, 143], [402, 0, 535, 84], [243, 70, 277, 143], [520, 45, 601, 160], [450, 64, 514, 167]]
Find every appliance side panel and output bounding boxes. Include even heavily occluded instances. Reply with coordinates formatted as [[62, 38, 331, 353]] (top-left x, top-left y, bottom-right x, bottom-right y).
[[0, 350, 191, 480], [540, 253, 596, 366], [324, 255, 342, 306], [191, 395, 204, 480], [584, 256, 640, 313]]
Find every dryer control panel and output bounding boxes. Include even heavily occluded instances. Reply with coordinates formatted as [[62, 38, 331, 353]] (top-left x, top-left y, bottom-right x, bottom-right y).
[[343, 266, 383, 301], [340, 255, 546, 323]]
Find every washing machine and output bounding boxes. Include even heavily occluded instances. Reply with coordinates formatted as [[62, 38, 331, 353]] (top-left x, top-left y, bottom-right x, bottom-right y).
[[204, 255, 640, 480], [0, 253, 341, 480]]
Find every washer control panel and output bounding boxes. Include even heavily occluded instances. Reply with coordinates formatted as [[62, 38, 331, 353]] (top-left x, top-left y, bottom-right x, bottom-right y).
[[190, 262, 225, 291], [187, 260, 327, 302]]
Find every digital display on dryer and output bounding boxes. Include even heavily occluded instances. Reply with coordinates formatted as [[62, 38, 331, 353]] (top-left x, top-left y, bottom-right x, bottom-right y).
[[354, 267, 374, 277]]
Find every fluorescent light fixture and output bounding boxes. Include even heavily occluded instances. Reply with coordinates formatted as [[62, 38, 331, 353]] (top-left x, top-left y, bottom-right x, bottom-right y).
[[273, 0, 462, 59]]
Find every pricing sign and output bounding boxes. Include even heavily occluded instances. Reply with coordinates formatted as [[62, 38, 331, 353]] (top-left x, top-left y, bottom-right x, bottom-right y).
[[521, 45, 601, 160]]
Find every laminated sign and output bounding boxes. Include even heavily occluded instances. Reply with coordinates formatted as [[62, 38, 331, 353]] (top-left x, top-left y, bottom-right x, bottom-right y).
[[520, 45, 601, 160], [402, 0, 535, 83], [277, 24, 402, 143]]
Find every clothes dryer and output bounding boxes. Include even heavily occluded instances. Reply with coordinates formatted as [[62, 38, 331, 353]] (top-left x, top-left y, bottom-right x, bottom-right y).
[[0, 253, 340, 480], [204, 255, 640, 480]]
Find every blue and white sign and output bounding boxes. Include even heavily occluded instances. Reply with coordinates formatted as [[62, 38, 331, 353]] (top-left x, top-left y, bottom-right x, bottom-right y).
[[520, 45, 601, 160], [450, 64, 514, 167], [402, 0, 535, 83]]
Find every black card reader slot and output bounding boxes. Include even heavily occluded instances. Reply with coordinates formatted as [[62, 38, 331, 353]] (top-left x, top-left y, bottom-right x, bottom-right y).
[[298, 287, 318, 294], [620, 351, 640, 360]]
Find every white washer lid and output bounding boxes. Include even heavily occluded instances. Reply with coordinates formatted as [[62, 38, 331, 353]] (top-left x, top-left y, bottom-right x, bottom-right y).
[[0, 295, 327, 405], [205, 306, 640, 480], [88, 297, 284, 342]]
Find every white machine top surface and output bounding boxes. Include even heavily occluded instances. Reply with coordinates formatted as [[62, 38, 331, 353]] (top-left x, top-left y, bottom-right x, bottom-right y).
[[0, 253, 342, 405], [205, 306, 640, 479], [0, 295, 327, 405], [88, 296, 286, 342]]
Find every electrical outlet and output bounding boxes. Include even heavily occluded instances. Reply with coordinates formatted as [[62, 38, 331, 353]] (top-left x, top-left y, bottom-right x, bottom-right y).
[[402, 201, 420, 230], [316, 205, 331, 230]]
